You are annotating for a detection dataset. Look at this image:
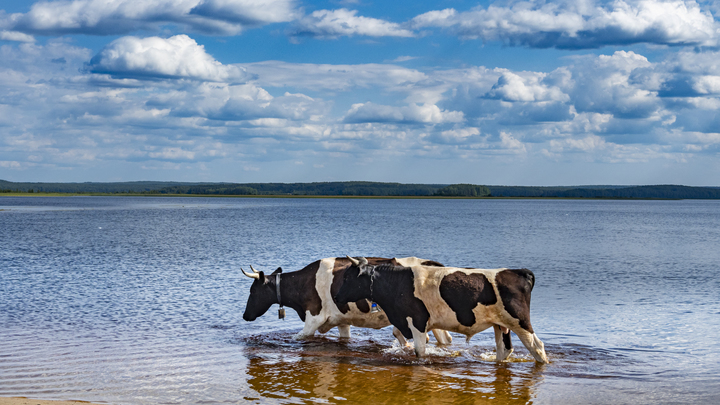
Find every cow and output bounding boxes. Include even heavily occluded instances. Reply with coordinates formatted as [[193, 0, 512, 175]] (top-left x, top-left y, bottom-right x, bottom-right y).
[[333, 257, 549, 363], [242, 256, 453, 345]]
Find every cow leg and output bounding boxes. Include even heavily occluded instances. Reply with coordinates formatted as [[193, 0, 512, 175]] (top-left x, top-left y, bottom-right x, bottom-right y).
[[432, 329, 452, 345], [407, 317, 427, 357], [294, 312, 326, 339], [493, 325, 514, 361], [392, 327, 411, 347], [514, 329, 549, 364], [337, 325, 351, 338]]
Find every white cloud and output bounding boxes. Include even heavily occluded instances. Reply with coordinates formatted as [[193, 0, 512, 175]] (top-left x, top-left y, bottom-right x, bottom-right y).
[[692, 76, 720, 95], [288, 8, 414, 39], [432, 127, 481, 144], [486, 71, 569, 102], [565, 51, 662, 119], [0, 160, 22, 168], [499, 131, 527, 152], [343, 102, 464, 124], [391, 56, 417, 63], [86, 35, 248, 82], [5, 0, 298, 36], [411, 0, 719, 48], [190, 0, 299, 24], [0, 30, 35, 42]]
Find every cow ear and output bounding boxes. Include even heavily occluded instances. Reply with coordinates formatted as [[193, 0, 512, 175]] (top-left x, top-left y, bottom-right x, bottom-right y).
[[358, 266, 369, 276], [271, 267, 282, 275], [258, 271, 266, 283]]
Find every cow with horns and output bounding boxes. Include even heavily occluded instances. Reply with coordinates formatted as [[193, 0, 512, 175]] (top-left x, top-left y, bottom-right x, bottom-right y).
[[334, 256, 549, 363], [242, 256, 453, 345]]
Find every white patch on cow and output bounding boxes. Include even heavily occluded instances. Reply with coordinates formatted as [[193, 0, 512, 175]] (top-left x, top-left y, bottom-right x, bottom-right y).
[[494, 324, 514, 362], [392, 327, 410, 346], [394, 256, 428, 267], [337, 324, 351, 338], [294, 310, 327, 339], [407, 316, 427, 357], [431, 329, 452, 345]]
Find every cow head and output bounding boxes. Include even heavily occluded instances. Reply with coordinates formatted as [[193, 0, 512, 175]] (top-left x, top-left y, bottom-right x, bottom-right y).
[[333, 256, 373, 306], [242, 266, 282, 321]]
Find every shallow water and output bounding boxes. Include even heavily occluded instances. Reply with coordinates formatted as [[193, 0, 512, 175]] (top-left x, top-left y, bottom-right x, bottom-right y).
[[1, 196, 719, 404]]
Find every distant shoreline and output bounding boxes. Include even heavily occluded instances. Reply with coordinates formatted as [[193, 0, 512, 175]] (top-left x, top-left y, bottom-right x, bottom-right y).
[[2, 180, 719, 199], [0, 192, 681, 200]]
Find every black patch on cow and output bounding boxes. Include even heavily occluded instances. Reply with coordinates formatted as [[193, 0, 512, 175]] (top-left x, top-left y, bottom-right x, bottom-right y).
[[280, 260, 322, 321], [332, 257, 413, 314], [503, 332, 512, 351], [334, 263, 430, 339], [368, 264, 431, 339], [354, 299, 370, 313], [439, 271, 497, 327], [495, 269, 535, 333], [331, 259, 353, 313], [421, 260, 444, 267]]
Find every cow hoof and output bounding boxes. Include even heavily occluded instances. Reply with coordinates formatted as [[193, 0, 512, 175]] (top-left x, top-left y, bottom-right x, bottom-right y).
[[292, 332, 312, 340], [496, 348, 513, 362]]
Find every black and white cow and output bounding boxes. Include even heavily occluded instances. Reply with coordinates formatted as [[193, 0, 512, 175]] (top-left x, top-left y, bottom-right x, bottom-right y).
[[333, 257, 549, 363], [242, 256, 452, 344]]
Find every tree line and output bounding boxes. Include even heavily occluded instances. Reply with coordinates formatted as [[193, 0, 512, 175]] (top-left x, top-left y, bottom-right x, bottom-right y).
[[2, 180, 719, 198]]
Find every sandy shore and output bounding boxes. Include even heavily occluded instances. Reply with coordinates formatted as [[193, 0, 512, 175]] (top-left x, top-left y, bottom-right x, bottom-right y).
[[0, 398, 106, 405]]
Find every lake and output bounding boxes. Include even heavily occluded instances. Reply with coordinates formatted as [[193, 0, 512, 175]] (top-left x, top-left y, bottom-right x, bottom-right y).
[[1, 196, 719, 404]]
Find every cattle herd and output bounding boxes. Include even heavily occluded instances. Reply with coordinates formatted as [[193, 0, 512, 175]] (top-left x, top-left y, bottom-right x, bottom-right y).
[[242, 256, 549, 364]]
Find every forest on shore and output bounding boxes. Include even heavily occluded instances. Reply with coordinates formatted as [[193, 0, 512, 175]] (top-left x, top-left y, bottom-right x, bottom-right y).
[[2, 180, 720, 199]]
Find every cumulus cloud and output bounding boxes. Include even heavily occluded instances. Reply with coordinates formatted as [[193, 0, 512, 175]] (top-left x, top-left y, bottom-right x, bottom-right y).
[[85, 35, 248, 82], [659, 50, 720, 97], [343, 102, 464, 124], [288, 8, 414, 39], [485, 71, 569, 102], [566, 51, 662, 119], [411, 0, 720, 49], [0, 30, 35, 42], [159, 82, 330, 121], [4, 0, 298, 36]]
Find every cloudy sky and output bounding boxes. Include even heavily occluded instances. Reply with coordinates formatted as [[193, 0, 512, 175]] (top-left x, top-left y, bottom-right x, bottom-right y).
[[1, 0, 720, 185]]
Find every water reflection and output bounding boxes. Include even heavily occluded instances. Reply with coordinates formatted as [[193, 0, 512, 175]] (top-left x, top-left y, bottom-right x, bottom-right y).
[[242, 335, 544, 404]]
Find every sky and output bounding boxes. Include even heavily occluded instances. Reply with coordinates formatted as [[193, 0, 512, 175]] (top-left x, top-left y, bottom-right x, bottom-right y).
[[1, 0, 720, 186]]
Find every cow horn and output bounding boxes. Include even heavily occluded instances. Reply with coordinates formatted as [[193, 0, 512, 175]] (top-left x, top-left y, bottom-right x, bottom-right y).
[[346, 255, 360, 266], [250, 265, 260, 274], [241, 267, 260, 279]]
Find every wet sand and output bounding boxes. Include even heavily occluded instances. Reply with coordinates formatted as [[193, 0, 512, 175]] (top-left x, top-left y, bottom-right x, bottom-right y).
[[0, 399, 105, 405]]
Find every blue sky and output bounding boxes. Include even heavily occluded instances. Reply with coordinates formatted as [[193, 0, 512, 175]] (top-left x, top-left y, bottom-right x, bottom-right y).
[[1, 0, 720, 185]]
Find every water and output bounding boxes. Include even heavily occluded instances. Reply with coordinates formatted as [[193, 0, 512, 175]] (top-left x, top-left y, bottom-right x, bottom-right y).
[[1, 196, 719, 404]]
